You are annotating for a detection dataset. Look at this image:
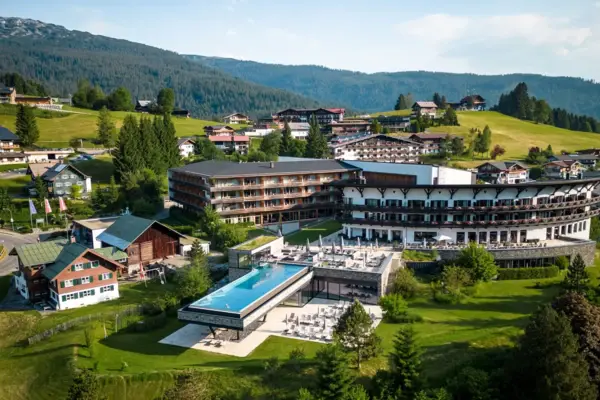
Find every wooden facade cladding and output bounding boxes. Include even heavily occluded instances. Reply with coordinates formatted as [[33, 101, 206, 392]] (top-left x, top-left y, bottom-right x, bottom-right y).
[[126, 224, 180, 264]]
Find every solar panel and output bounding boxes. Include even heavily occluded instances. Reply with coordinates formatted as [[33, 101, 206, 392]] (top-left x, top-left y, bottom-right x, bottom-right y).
[[55, 164, 67, 172]]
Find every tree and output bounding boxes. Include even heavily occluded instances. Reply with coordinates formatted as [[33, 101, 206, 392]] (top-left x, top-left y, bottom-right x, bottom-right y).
[[161, 370, 212, 400], [66, 369, 103, 400], [490, 144, 506, 160], [441, 265, 472, 294], [480, 125, 492, 157], [260, 131, 281, 158], [0, 188, 11, 211], [107, 87, 133, 111], [529, 166, 543, 180], [280, 122, 293, 156], [157, 88, 176, 114], [15, 104, 40, 146], [72, 80, 106, 110], [34, 176, 47, 200], [214, 223, 247, 249], [564, 254, 588, 292], [441, 107, 459, 126], [456, 242, 497, 282], [105, 176, 120, 208], [393, 268, 419, 299], [96, 107, 116, 148], [188, 239, 207, 264], [446, 367, 494, 400], [201, 205, 222, 240], [113, 114, 143, 180], [315, 345, 355, 400], [508, 305, 597, 400], [534, 99, 551, 124], [175, 258, 211, 302], [195, 137, 225, 160], [554, 292, 600, 386], [450, 136, 464, 156], [395, 94, 409, 110], [415, 388, 451, 400], [440, 95, 448, 109], [160, 113, 181, 168], [305, 114, 329, 158], [388, 326, 422, 399], [432, 92, 442, 107], [378, 293, 408, 323], [334, 299, 381, 369], [370, 119, 382, 134], [71, 184, 83, 200]]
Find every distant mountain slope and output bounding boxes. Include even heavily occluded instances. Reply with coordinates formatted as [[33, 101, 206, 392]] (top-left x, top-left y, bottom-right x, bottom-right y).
[[188, 55, 600, 118], [0, 17, 321, 118]]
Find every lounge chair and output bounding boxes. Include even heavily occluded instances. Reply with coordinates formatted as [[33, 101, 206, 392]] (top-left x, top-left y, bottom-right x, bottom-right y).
[[214, 341, 222, 348]]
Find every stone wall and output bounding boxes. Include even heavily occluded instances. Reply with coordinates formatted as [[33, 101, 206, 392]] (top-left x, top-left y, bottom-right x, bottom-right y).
[[178, 309, 244, 329], [438, 241, 596, 266]]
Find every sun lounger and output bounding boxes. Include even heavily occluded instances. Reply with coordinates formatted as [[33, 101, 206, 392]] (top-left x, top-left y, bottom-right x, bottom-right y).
[[215, 341, 222, 348]]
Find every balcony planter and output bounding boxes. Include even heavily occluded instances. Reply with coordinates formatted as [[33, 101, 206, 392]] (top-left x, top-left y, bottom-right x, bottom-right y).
[[501, 221, 509, 225], [456, 207, 463, 210], [502, 206, 509, 210], [490, 221, 497, 225], [468, 207, 475, 211], [491, 206, 498, 210]]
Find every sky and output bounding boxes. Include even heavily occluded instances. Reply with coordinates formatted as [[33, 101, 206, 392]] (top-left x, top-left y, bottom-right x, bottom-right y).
[[3, 0, 600, 80]]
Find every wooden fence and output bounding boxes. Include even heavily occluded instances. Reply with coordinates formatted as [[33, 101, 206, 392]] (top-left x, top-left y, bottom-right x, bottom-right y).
[[26, 304, 145, 346]]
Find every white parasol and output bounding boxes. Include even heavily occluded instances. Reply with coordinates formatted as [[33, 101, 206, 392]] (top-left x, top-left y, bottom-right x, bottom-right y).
[[341, 237, 345, 250], [357, 237, 361, 248], [433, 234, 452, 242], [319, 234, 323, 248]]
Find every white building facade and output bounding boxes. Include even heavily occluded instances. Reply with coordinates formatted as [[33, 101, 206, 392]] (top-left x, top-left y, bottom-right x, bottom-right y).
[[50, 283, 120, 310]]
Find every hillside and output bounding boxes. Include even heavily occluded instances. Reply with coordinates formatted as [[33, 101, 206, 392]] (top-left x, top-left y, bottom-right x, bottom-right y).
[[0, 17, 321, 118], [189, 55, 600, 118], [423, 111, 600, 160], [0, 107, 245, 147]]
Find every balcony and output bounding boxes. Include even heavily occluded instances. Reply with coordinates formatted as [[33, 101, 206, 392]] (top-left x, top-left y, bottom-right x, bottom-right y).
[[218, 201, 337, 216]]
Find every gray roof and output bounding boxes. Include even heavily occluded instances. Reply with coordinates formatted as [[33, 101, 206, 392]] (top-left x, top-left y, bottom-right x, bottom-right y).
[[42, 163, 89, 181], [98, 214, 184, 250], [177, 137, 195, 146], [478, 161, 529, 171], [172, 160, 360, 178], [329, 134, 421, 149], [0, 126, 20, 142], [551, 154, 600, 161]]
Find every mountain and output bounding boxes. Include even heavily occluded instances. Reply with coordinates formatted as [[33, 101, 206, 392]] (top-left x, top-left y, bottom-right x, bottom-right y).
[[187, 55, 600, 118], [0, 17, 321, 118]]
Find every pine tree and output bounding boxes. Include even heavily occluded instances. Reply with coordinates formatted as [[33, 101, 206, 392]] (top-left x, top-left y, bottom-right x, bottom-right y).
[[334, 299, 381, 369], [96, 106, 116, 148], [105, 176, 119, 207], [388, 326, 422, 399], [564, 254, 588, 292], [33, 176, 47, 199], [189, 239, 207, 266], [113, 114, 144, 180], [305, 114, 329, 158], [440, 95, 447, 109], [432, 92, 442, 107], [260, 131, 281, 158], [15, 104, 40, 146], [315, 345, 354, 400], [161, 113, 181, 169], [280, 121, 293, 155], [480, 125, 492, 157], [370, 119, 382, 134], [157, 88, 175, 114], [508, 305, 597, 400], [395, 94, 408, 110], [139, 115, 162, 174]]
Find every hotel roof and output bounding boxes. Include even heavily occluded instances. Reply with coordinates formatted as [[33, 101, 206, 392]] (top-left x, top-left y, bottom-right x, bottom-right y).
[[172, 160, 359, 178]]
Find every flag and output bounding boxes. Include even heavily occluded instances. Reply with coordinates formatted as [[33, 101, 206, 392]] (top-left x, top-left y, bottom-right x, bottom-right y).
[[58, 197, 67, 212], [28, 199, 37, 215], [44, 198, 52, 214]]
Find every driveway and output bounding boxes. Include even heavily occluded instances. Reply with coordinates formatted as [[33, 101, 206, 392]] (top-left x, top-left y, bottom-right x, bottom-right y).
[[0, 231, 38, 277]]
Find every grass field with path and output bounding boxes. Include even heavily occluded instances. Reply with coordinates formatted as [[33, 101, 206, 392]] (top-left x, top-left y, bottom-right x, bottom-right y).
[[0, 106, 248, 148]]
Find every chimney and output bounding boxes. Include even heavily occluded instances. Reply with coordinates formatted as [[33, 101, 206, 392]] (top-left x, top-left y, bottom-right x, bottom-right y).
[[270, 162, 275, 169]]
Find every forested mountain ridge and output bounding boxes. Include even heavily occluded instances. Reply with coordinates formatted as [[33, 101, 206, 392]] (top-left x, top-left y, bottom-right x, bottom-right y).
[[188, 55, 600, 118], [0, 17, 321, 118]]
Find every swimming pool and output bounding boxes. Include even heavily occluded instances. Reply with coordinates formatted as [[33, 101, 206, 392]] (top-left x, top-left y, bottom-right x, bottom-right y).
[[189, 264, 307, 314]]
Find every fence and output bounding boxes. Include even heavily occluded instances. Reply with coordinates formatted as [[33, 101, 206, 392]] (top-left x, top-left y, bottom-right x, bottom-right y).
[[26, 304, 145, 345]]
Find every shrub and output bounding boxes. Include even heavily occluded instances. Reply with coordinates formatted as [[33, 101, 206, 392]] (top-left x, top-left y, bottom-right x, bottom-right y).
[[393, 268, 420, 299], [378, 293, 408, 323], [556, 256, 570, 270], [263, 356, 281, 377], [403, 250, 436, 261], [497, 266, 560, 280], [121, 361, 129, 371], [287, 347, 306, 372]]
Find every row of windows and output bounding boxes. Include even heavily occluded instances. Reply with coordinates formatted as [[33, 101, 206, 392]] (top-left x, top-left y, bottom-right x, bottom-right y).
[[71, 261, 100, 271], [55, 181, 84, 188], [61, 174, 80, 180], [61, 289, 96, 302], [61, 272, 112, 288]]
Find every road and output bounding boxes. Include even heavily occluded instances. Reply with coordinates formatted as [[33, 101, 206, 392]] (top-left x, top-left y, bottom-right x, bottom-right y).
[[0, 231, 37, 276]]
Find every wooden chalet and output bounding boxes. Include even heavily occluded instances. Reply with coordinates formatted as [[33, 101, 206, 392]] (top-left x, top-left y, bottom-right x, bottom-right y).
[[204, 125, 236, 136]]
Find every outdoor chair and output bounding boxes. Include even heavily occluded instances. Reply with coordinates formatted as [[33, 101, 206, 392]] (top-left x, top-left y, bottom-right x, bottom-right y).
[[215, 341, 222, 348]]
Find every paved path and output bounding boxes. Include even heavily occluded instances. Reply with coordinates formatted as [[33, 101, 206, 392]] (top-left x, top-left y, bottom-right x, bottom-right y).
[[0, 231, 38, 277]]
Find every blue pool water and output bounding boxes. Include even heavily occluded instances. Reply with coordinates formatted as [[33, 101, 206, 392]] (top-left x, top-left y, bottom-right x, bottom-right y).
[[189, 264, 306, 313]]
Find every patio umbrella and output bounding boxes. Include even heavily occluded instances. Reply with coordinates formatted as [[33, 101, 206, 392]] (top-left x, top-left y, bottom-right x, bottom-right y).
[[319, 234, 323, 248], [375, 238, 379, 248], [433, 234, 452, 242], [357, 237, 361, 248], [423, 238, 426, 248], [306, 238, 311, 253], [341, 237, 345, 250], [278, 228, 283, 237]]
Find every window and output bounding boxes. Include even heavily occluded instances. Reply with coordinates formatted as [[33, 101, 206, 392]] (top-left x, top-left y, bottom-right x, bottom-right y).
[[61, 292, 78, 302], [80, 276, 91, 284], [65, 182, 72, 187], [79, 289, 95, 297], [77, 181, 84, 186], [73, 263, 83, 271], [62, 279, 73, 288], [62, 175, 69, 180], [70, 174, 77, 179], [56, 190, 64, 195], [55, 182, 62, 188], [99, 272, 112, 281], [100, 285, 114, 293], [91, 260, 99, 268], [583, 221, 587, 230]]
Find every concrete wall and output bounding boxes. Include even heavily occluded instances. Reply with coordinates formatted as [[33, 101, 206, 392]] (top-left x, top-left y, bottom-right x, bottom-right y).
[[263, 221, 300, 235], [343, 161, 473, 185], [228, 236, 285, 270]]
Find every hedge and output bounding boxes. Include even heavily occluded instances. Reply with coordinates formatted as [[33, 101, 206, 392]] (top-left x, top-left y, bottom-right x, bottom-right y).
[[497, 266, 560, 280]]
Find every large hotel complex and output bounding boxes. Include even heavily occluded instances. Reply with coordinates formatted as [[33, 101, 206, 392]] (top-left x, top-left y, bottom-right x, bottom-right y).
[[169, 158, 600, 339]]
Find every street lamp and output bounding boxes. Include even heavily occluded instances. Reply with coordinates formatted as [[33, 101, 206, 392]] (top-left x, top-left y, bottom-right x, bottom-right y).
[[3, 208, 14, 231]]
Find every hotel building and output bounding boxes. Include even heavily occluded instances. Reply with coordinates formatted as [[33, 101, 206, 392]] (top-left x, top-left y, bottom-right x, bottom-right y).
[[168, 160, 360, 225], [330, 134, 423, 163]]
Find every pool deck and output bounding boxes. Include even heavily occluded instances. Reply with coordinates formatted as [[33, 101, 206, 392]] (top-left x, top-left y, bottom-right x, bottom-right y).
[[160, 298, 383, 357]]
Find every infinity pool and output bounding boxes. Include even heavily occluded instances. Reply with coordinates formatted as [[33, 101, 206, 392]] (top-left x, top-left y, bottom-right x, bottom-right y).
[[189, 264, 307, 313]]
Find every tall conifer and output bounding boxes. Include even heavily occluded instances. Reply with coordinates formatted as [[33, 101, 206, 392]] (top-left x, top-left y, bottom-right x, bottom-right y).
[[113, 114, 143, 180]]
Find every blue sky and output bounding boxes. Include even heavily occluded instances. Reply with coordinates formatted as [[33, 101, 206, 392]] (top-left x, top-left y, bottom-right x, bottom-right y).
[[3, 0, 600, 80]]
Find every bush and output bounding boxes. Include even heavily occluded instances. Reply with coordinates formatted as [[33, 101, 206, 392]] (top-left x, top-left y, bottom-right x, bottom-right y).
[[497, 266, 560, 280], [378, 293, 408, 323], [403, 250, 436, 261], [556, 256, 569, 270], [286, 347, 306, 372], [126, 312, 167, 333], [392, 268, 420, 299]]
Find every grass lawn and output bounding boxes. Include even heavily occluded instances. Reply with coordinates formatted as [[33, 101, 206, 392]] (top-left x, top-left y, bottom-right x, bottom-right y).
[[368, 109, 412, 117], [0, 164, 27, 173], [235, 235, 277, 250], [0, 275, 10, 301], [426, 111, 600, 160], [72, 155, 115, 184], [0, 175, 29, 195], [0, 106, 248, 147], [285, 220, 342, 245]]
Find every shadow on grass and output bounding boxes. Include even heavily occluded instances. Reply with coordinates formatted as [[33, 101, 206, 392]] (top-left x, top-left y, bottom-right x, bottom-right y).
[[413, 292, 555, 315], [10, 344, 75, 358]]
